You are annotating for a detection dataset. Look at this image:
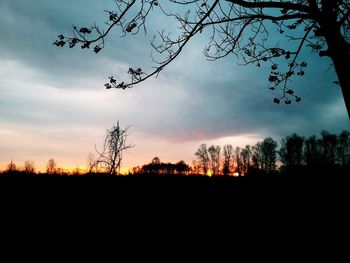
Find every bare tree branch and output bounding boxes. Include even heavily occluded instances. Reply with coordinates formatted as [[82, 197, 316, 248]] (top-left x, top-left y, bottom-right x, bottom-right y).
[[54, 0, 350, 117], [95, 121, 134, 175]]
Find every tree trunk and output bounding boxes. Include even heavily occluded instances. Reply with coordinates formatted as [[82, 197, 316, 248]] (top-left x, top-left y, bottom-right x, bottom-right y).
[[321, 20, 350, 119], [329, 45, 350, 119]]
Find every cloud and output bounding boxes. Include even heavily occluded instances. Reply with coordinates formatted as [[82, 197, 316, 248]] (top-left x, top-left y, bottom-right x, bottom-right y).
[[0, 0, 349, 171]]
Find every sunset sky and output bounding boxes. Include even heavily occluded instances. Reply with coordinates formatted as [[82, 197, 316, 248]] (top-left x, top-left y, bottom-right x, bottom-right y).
[[0, 0, 349, 172]]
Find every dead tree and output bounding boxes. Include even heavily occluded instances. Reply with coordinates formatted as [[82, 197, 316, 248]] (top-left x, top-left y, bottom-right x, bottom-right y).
[[95, 121, 134, 175]]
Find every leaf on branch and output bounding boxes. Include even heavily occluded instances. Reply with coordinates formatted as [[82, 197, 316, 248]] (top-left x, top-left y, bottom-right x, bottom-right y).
[[81, 42, 90, 49], [136, 68, 142, 74], [286, 89, 294, 95], [117, 82, 127, 90], [295, 96, 301, 102], [79, 27, 92, 34], [128, 67, 143, 76], [94, 46, 102, 53], [109, 76, 117, 84], [273, 98, 280, 104], [285, 99, 291, 105], [269, 75, 279, 82], [108, 12, 118, 21], [244, 48, 252, 56], [126, 22, 137, 33], [69, 38, 78, 48], [286, 71, 294, 77], [270, 48, 283, 56], [285, 51, 291, 59], [53, 40, 65, 47]]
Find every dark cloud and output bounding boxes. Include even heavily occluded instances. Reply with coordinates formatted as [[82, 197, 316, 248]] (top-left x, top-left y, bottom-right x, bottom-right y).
[[134, 47, 348, 142], [0, 0, 152, 88]]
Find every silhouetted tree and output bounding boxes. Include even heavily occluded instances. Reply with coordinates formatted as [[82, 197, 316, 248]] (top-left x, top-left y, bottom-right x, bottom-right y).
[[336, 130, 350, 165], [252, 142, 263, 171], [24, 160, 36, 174], [86, 153, 97, 173], [131, 166, 142, 175], [56, 168, 67, 176], [192, 160, 200, 175], [223, 144, 233, 176], [6, 160, 17, 173], [46, 158, 57, 175], [152, 157, 161, 174], [252, 137, 277, 174], [152, 157, 160, 165], [141, 164, 151, 174], [96, 121, 134, 175], [142, 157, 161, 174], [175, 160, 190, 175], [195, 144, 210, 175], [279, 130, 350, 169], [208, 145, 221, 176], [320, 130, 337, 166], [163, 163, 175, 174], [141, 158, 190, 175], [241, 145, 252, 176], [55, 1, 350, 117], [235, 147, 243, 176], [304, 135, 322, 166], [73, 165, 82, 176], [279, 133, 304, 167]]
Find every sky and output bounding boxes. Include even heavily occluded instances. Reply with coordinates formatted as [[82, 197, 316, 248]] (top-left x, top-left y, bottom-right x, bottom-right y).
[[0, 0, 349, 172]]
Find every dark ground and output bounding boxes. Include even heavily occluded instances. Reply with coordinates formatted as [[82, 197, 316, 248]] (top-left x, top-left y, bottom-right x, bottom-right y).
[[0, 170, 348, 262]]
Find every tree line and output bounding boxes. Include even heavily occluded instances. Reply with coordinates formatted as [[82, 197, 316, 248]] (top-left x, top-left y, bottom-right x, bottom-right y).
[[191, 130, 350, 176], [2, 158, 82, 176], [1, 129, 349, 176]]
